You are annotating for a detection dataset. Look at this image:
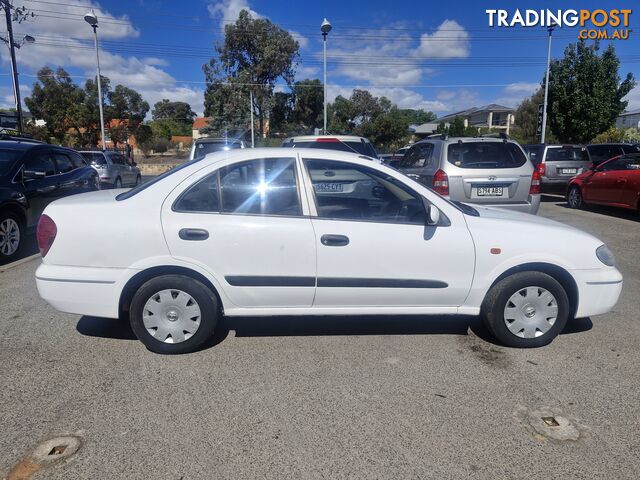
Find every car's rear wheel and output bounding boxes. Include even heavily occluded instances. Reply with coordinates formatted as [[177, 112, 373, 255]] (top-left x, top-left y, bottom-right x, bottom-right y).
[[567, 186, 583, 209], [129, 275, 218, 354], [482, 271, 569, 348], [0, 212, 23, 262]]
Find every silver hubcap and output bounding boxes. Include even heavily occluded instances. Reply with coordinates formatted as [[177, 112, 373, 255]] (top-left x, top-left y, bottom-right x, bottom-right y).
[[142, 289, 201, 344], [0, 218, 20, 256], [569, 188, 580, 207], [504, 286, 558, 339]]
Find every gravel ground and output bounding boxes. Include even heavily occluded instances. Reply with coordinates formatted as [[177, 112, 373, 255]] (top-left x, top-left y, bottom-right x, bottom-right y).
[[1, 196, 638, 480]]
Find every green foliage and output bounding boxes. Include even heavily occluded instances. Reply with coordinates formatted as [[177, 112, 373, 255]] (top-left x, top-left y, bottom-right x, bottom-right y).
[[292, 79, 323, 133], [447, 116, 466, 136], [269, 91, 294, 134], [108, 124, 129, 147], [508, 88, 555, 144], [590, 126, 626, 143], [203, 9, 299, 137], [107, 85, 149, 137], [152, 99, 196, 123], [623, 127, 640, 143], [149, 118, 191, 139], [548, 40, 636, 143], [435, 122, 447, 134], [397, 109, 437, 125], [139, 137, 171, 157]]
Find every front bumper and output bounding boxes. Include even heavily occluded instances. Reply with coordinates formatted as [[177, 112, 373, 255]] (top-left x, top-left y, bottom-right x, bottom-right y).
[[36, 263, 133, 319], [571, 267, 623, 318]]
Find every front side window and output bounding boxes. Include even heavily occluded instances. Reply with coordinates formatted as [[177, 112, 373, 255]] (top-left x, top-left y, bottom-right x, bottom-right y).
[[447, 141, 527, 169], [220, 158, 300, 216], [399, 143, 434, 168], [24, 153, 56, 176], [304, 159, 426, 224]]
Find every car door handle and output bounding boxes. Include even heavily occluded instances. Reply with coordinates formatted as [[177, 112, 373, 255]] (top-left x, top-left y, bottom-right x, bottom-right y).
[[179, 228, 209, 241], [321, 234, 349, 246]]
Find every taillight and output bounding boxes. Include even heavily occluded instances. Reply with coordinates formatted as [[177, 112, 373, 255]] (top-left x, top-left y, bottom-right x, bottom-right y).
[[432, 169, 449, 196], [537, 162, 546, 176], [530, 169, 541, 195], [36, 214, 57, 257]]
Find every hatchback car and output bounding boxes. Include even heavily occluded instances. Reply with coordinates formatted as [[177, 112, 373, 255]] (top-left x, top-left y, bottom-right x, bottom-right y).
[[36, 148, 621, 354], [586, 143, 640, 166], [0, 139, 99, 261], [397, 137, 540, 214], [80, 150, 141, 188], [189, 137, 245, 160], [523, 144, 591, 192], [567, 153, 640, 211], [282, 135, 379, 158]]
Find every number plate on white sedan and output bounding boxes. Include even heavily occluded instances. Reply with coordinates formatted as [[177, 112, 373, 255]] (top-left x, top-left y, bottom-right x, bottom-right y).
[[314, 182, 344, 193], [561, 168, 578, 174], [476, 186, 504, 197]]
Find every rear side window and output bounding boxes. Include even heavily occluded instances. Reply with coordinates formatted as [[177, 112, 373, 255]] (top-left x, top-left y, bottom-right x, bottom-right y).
[[82, 152, 107, 166], [545, 147, 588, 162], [174, 174, 220, 212], [622, 145, 640, 154], [447, 142, 527, 169], [53, 153, 74, 173], [399, 143, 434, 168], [25, 153, 56, 176], [219, 158, 300, 216], [110, 154, 126, 165]]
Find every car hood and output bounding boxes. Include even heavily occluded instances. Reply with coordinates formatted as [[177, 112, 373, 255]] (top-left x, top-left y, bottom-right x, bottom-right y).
[[472, 205, 573, 229]]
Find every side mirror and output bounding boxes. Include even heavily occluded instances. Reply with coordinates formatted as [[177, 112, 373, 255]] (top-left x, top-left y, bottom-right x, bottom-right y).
[[422, 197, 441, 226], [23, 170, 46, 181]]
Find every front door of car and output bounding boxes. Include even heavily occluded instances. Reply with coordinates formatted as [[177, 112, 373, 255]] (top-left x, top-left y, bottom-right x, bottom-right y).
[[584, 158, 624, 204], [162, 156, 317, 309], [21, 150, 60, 228], [51, 151, 83, 198], [302, 158, 475, 308]]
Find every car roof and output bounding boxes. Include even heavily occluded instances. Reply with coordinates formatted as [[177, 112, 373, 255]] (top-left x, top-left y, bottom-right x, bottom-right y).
[[283, 135, 372, 143], [416, 136, 517, 145], [195, 137, 243, 143], [0, 139, 45, 151]]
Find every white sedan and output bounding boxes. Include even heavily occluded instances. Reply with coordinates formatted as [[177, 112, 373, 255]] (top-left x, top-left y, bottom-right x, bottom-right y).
[[35, 148, 622, 354]]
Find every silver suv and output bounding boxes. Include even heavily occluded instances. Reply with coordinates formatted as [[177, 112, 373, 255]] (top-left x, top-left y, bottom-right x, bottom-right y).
[[80, 151, 141, 188], [523, 144, 591, 192], [281, 135, 378, 158], [397, 136, 540, 214], [190, 138, 245, 160]]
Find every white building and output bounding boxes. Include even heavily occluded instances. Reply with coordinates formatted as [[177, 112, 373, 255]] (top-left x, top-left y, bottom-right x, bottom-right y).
[[615, 109, 640, 129]]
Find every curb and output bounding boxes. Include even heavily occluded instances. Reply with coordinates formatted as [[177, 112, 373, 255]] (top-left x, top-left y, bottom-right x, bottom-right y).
[[0, 253, 41, 273]]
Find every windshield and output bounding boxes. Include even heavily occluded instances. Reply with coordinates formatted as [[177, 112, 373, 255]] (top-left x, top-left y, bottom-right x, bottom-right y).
[[81, 152, 107, 166], [447, 142, 527, 169], [545, 147, 589, 162], [194, 141, 242, 157], [283, 140, 378, 158], [0, 149, 22, 176]]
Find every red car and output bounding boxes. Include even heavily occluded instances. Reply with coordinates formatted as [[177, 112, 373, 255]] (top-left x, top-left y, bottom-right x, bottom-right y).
[[567, 154, 640, 211]]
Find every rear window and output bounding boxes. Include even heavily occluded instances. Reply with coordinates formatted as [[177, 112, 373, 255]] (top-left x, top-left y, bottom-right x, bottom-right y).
[[194, 141, 242, 157], [447, 142, 527, 169], [81, 152, 107, 166], [0, 149, 22, 175], [283, 139, 378, 158], [545, 147, 588, 162]]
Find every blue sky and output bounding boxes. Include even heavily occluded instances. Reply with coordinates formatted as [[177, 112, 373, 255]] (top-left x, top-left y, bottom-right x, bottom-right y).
[[1, 0, 639, 119]]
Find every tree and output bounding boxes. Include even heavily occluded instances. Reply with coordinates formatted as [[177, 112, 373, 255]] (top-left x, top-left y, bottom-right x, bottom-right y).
[[152, 99, 196, 123], [397, 109, 437, 125], [447, 116, 466, 136], [149, 118, 191, 139], [548, 40, 635, 143], [292, 79, 323, 133], [202, 79, 250, 137], [269, 91, 293, 134], [203, 9, 299, 137], [108, 85, 149, 137]]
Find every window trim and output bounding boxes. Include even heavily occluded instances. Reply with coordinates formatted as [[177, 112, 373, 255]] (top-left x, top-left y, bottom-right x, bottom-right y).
[[172, 157, 304, 218], [302, 157, 428, 226]]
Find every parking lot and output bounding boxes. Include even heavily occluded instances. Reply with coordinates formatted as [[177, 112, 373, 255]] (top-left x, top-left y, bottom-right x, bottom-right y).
[[1, 196, 639, 479]]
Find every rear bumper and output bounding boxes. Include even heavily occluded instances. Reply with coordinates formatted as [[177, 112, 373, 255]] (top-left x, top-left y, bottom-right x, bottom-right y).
[[571, 267, 623, 318], [467, 194, 541, 215], [36, 263, 133, 319]]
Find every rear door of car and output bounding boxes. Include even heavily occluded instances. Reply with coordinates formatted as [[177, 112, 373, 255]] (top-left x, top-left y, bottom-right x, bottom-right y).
[[582, 157, 624, 204], [446, 141, 532, 206], [543, 146, 590, 180]]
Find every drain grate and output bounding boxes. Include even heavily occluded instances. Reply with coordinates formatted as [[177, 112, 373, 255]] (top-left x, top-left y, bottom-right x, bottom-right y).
[[48, 445, 67, 456], [542, 416, 560, 427], [32, 436, 81, 463]]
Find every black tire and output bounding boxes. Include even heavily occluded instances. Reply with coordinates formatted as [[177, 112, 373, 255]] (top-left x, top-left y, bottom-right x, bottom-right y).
[[566, 185, 583, 209], [0, 211, 24, 262], [135, 175, 141, 186], [481, 271, 569, 348], [129, 275, 219, 354], [114, 177, 122, 189]]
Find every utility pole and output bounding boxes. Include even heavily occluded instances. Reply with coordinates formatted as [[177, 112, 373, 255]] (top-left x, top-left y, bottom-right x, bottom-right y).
[[249, 89, 255, 148], [2, 0, 24, 134], [541, 23, 556, 144]]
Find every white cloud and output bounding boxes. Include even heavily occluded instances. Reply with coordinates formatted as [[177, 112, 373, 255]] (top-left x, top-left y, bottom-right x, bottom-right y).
[[492, 82, 540, 108], [0, 0, 205, 116], [417, 20, 470, 58]]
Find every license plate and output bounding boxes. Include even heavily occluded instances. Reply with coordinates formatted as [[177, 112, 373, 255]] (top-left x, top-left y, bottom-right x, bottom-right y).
[[476, 186, 504, 197], [561, 168, 577, 174], [314, 182, 344, 193]]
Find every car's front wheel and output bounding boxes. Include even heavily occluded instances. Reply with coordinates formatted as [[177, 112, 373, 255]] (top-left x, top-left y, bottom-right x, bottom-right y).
[[0, 212, 23, 262], [567, 186, 583, 209], [129, 275, 219, 354], [482, 272, 569, 348]]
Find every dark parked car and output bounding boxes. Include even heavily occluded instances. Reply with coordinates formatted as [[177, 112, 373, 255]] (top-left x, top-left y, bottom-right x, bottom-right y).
[[0, 138, 99, 261], [586, 143, 640, 166], [567, 153, 640, 211]]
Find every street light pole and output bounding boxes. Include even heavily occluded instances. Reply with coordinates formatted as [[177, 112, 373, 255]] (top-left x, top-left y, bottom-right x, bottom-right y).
[[2, 0, 24, 134], [321, 18, 332, 135], [250, 89, 255, 148], [85, 10, 106, 151], [541, 23, 555, 144]]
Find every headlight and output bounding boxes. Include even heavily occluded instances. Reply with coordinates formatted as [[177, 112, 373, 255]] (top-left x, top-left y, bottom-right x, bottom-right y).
[[596, 245, 616, 267]]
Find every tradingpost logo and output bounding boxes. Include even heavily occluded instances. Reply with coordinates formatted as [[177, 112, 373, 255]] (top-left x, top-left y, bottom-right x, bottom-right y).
[[486, 9, 633, 40]]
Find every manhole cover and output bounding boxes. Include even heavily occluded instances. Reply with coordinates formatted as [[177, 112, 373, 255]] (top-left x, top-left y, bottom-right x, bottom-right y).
[[31, 436, 81, 463], [515, 406, 583, 442]]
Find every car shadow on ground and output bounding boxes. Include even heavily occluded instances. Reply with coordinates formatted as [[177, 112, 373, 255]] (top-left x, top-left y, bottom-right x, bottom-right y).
[[542, 194, 640, 223], [76, 314, 593, 351]]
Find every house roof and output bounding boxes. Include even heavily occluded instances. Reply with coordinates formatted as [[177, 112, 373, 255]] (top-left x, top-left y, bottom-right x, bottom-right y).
[[437, 104, 514, 123], [408, 123, 439, 134], [618, 109, 640, 117], [192, 117, 210, 130]]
